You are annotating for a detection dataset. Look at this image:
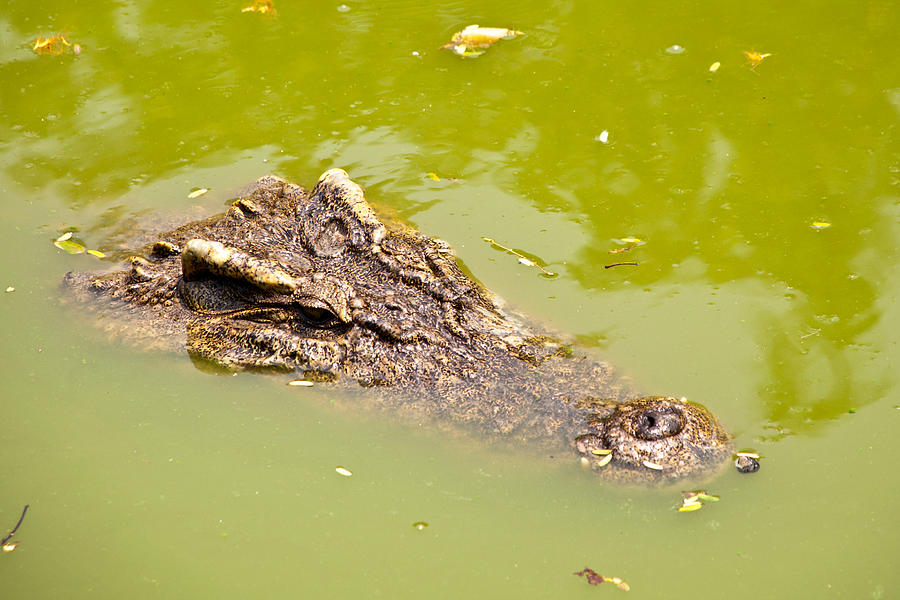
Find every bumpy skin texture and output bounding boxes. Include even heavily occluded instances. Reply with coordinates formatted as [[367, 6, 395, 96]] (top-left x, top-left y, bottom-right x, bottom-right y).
[[63, 169, 732, 485]]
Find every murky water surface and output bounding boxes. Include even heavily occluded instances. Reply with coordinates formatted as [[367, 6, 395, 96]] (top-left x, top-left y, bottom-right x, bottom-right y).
[[1, 1, 898, 597]]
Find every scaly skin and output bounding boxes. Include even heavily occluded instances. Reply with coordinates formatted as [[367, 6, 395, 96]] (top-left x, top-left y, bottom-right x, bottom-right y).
[[63, 169, 732, 484]]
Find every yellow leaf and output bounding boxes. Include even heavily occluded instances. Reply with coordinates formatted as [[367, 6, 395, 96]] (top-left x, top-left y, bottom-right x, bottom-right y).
[[426, 172, 441, 181], [187, 187, 210, 199], [242, 0, 275, 13], [441, 25, 523, 57], [743, 50, 772, 70], [32, 34, 72, 55], [86, 249, 106, 258], [594, 453, 613, 467], [709, 61, 721, 73], [811, 221, 831, 230], [678, 502, 703, 512], [335, 466, 352, 476]]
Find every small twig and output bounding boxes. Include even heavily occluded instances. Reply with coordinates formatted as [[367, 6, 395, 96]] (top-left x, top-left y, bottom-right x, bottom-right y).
[[799, 328, 821, 340], [1, 505, 29, 547], [604, 262, 638, 269], [482, 237, 556, 277]]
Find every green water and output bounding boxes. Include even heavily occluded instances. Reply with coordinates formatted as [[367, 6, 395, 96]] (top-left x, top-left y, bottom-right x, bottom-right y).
[[1, 0, 898, 597]]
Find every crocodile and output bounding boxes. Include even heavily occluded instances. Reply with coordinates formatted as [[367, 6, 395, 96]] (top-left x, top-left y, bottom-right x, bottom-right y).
[[63, 169, 732, 485]]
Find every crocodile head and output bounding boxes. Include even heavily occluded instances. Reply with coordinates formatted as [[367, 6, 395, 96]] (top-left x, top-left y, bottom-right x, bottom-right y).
[[63, 169, 732, 484]]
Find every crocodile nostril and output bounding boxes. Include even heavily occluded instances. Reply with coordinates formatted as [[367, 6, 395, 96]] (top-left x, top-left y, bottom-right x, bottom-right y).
[[634, 407, 684, 440]]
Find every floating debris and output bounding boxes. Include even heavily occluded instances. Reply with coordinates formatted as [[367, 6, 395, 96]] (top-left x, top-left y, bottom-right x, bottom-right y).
[[695, 491, 720, 502], [596, 130, 610, 144], [412, 521, 428, 530], [335, 466, 353, 477], [709, 61, 721, 73], [613, 237, 645, 246], [440, 25, 523, 58], [482, 237, 556, 277], [187, 187, 210, 199], [594, 453, 613, 468], [590, 448, 612, 456], [665, 44, 685, 55], [424, 172, 459, 183], [1, 505, 29, 553], [573, 567, 630, 591], [32, 34, 74, 55], [87, 250, 106, 258], [810, 221, 831, 230], [604, 262, 638, 269], [678, 490, 719, 512], [608, 246, 634, 255], [5, 287, 14, 293], [287, 379, 314, 387], [641, 460, 664, 471], [743, 50, 772, 70], [242, 0, 276, 14], [54, 232, 85, 255]]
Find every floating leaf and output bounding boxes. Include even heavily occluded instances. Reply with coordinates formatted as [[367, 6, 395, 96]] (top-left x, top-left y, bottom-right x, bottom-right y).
[[743, 50, 772, 70], [590, 448, 612, 456], [424, 172, 460, 183], [441, 25, 523, 58], [188, 187, 210, 199], [32, 34, 72, 55], [641, 460, 664, 470], [596, 130, 610, 144], [735, 451, 760, 459], [608, 245, 634, 255], [287, 379, 314, 387], [709, 61, 721, 73], [574, 568, 630, 591], [680, 489, 720, 511], [335, 466, 352, 477], [412, 521, 428, 530], [54, 232, 86, 254], [1, 542, 18, 553], [87, 249, 106, 258], [5, 286, 15, 293], [811, 221, 831, 230], [608, 576, 631, 592], [594, 453, 613, 467], [618, 237, 644, 245], [665, 44, 685, 55], [242, 0, 275, 14]]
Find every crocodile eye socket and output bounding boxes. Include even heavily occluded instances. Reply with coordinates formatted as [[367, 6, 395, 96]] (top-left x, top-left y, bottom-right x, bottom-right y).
[[296, 304, 340, 329]]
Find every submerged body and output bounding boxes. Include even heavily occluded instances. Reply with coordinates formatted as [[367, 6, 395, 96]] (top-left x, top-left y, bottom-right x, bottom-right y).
[[63, 170, 731, 484]]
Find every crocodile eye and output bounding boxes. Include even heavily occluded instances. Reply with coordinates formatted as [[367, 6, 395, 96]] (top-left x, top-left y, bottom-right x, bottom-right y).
[[296, 304, 340, 328]]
